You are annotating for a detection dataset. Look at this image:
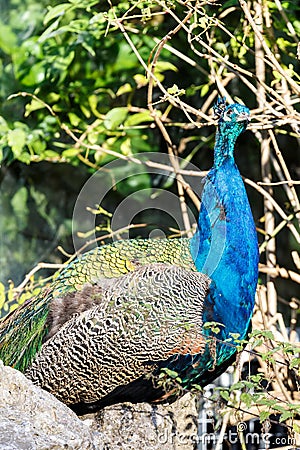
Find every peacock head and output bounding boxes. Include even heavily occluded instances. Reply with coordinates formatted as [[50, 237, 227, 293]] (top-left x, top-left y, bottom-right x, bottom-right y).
[[214, 97, 250, 141]]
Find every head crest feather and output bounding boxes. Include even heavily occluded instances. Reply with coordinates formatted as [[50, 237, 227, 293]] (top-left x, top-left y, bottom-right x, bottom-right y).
[[213, 96, 227, 119]]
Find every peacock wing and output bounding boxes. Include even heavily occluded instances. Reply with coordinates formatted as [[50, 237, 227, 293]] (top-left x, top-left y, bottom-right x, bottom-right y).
[[26, 263, 210, 406], [57, 238, 195, 293], [0, 237, 194, 372]]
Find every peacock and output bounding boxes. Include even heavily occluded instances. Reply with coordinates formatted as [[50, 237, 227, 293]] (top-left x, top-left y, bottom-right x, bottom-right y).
[[0, 98, 259, 415]]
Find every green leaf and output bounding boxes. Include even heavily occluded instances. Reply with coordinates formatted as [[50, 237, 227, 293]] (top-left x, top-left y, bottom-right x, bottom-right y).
[[124, 111, 154, 127], [116, 83, 132, 96], [80, 105, 91, 119], [293, 423, 300, 433], [279, 410, 294, 422], [29, 138, 46, 155], [231, 381, 249, 390], [250, 374, 264, 383], [0, 116, 8, 133], [154, 61, 178, 73], [289, 358, 300, 369], [44, 4, 71, 25], [18, 152, 31, 164], [21, 61, 45, 86], [7, 129, 27, 157], [200, 84, 210, 97], [240, 392, 253, 408], [62, 148, 80, 158], [87, 132, 100, 145], [104, 107, 128, 130], [259, 411, 271, 422], [68, 113, 81, 127], [39, 18, 63, 42], [167, 84, 185, 96], [220, 390, 230, 401], [229, 333, 241, 340], [25, 99, 47, 117], [0, 283, 5, 310], [163, 368, 179, 379], [0, 22, 17, 54], [43, 150, 60, 158], [120, 138, 132, 155], [134, 74, 148, 87], [113, 42, 139, 72], [203, 321, 225, 334]]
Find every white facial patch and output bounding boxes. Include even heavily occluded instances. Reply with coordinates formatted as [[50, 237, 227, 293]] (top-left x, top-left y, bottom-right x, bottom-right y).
[[223, 109, 235, 121]]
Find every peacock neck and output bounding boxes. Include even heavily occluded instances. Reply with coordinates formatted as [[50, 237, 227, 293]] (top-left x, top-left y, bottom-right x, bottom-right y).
[[213, 128, 237, 167], [190, 148, 259, 337]]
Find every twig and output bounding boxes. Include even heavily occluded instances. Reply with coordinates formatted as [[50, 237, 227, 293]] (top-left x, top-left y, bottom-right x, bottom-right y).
[[245, 178, 300, 245], [292, 251, 300, 270], [259, 263, 300, 284], [273, 0, 299, 43], [239, 0, 300, 96], [258, 180, 300, 186], [269, 131, 300, 221], [109, 5, 211, 123], [257, 287, 294, 404], [152, 37, 209, 76], [14, 263, 63, 293], [254, 0, 277, 318], [259, 213, 296, 252], [146, 8, 198, 233], [61, 122, 204, 210], [12, 223, 150, 297]]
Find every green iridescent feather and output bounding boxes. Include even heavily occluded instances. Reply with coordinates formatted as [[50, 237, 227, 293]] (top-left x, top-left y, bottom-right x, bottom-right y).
[[0, 238, 195, 371]]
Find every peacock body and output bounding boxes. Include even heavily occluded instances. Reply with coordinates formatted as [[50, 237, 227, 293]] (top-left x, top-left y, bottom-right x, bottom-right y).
[[0, 99, 259, 415]]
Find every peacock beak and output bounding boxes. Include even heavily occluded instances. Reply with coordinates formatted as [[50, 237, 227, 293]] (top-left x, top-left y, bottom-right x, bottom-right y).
[[236, 112, 250, 122]]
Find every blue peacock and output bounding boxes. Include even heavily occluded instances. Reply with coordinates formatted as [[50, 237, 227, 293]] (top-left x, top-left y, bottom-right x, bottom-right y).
[[0, 98, 259, 415]]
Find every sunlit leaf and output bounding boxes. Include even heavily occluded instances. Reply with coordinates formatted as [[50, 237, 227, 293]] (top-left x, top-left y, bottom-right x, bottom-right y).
[[25, 99, 47, 117], [7, 129, 27, 157], [116, 83, 132, 96], [104, 107, 128, 130], [62, 148, 80, 157], [124, 111, 154, 127], [44, 4, 71, 25], [259, 411, 271, 422], [0, 22, 17, 54], [0, 283, 5, 310]]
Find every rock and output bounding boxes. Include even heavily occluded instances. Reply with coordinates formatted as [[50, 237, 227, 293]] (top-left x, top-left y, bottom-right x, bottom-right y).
[[0, 360, 98, 449], [81, 394, 199, 449], [0, 360, 199, 449]]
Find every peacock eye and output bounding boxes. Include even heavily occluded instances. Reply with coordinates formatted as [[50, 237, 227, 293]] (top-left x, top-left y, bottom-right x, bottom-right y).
[[223, 108, 234, 122]]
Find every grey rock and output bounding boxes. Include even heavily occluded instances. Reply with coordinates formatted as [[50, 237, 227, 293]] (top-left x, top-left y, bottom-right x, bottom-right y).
[[0, 360, 198, 449], [0, 360, 96, 450], [82, 394, 199, 449]]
